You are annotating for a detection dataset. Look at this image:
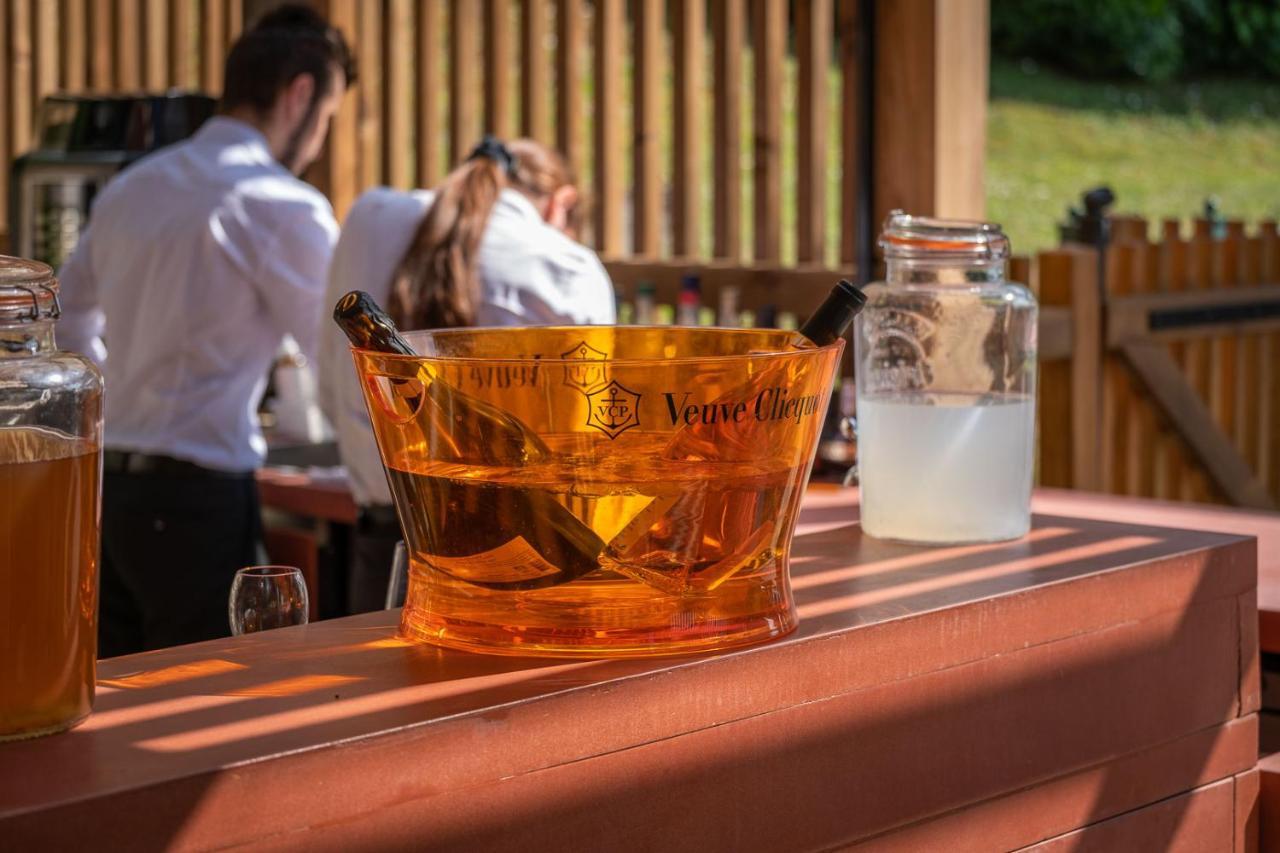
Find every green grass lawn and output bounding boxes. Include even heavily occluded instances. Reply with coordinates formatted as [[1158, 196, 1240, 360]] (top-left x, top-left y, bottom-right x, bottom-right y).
[[987, 58, 1280, 255]]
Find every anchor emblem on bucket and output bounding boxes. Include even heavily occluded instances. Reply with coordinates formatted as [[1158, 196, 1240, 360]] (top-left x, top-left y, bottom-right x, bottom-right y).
[[585, 379, 642, 439], [560, 341, 609, 393]]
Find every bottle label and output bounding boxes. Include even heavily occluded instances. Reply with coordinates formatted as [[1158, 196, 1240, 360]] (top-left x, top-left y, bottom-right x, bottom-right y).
[[426, 537, 563, 584]]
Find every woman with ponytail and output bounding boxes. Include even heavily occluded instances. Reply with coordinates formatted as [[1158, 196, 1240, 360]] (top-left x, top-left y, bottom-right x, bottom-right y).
[[319, 137, 615, 612]]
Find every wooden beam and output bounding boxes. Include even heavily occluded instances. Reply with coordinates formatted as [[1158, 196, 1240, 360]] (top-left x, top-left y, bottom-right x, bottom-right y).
[[711, 0, 743, 261], [1106, 284, 1280, 346], [357, 0, 382, 187], [305, 0, 358, 218], [169, 0, 194, 89], [633, 0, 663, 257], [142, 0, 167, 89], [1039, 247, 1103, 492], [555, 0, 584, 184], [519, 0, 550, 144], [795, 0, 830, 264], [1123, 341, 1275, 510], [450, 0, 481, 165], [201, 0, 227, 94], [672, 0, 703, 257], [415, 0, 444, 186], [874, 0, 987, 222], [384, 0, 413, 189], [752, 0, 783, 262], [838, 0, 863, 266], [591, 0, 623, 255], [484, 0, 514, 137], [61, 0, 87, 91]]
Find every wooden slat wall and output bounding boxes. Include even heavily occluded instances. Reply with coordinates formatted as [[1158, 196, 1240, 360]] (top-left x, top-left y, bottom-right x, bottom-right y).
[[0, 0, 248, 239], [5, 0, 991, 280]]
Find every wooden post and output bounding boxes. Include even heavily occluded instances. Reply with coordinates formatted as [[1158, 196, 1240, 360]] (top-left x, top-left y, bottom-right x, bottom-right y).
[[555, 0, 584, 189], [450, 0, 481, 165], [874, 0, 987, 222], [592, 0, 623, 255], [795, 0, 830, 264], [711, 0, 742, 261], [751, 0, 783, 262], [672, 0, 703, 257], [305, 0, 359, 218], [484, 0, 513, 138], [357, 0, 382, 188], [1039, 246, 1103, 492], [384, 0, 413, 189], [633, 0, 663, 258], [416, 0, 444, 187], [519, 0, 550, 145]]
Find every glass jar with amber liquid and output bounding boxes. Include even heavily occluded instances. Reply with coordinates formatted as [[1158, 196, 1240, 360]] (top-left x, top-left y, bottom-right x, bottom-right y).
[[0, 256, 103, 740]]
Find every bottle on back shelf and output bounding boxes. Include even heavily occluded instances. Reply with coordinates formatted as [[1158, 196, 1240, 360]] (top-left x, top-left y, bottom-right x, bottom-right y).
[[677, 274, 702, 327], [756, 304, 778, 329], [718, 285, 740, 327], [634, 280, 657, 325]]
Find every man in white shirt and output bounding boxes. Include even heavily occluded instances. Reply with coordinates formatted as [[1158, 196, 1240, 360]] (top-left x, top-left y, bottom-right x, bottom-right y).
[[57, 5, 356, 655]]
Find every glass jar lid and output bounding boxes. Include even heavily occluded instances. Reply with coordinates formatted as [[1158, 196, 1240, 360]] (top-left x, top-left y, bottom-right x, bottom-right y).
[[0, 256, 60, 323], [880, 211, 1010, 262]]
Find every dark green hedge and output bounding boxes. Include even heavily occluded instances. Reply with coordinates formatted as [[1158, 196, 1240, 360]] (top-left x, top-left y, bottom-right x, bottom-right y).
[[991, 0, 1280, 81]]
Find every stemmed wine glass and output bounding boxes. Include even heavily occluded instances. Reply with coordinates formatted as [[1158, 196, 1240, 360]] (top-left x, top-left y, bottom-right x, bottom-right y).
[[229, 566, 309, 635]]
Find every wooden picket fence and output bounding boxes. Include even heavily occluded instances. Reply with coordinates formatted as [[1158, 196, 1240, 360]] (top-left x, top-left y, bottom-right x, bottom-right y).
[[1027, 216, 1280, 510]]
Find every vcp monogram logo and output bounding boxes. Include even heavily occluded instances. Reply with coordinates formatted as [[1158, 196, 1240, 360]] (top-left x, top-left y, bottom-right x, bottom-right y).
[[560, 341, 641, 439], [560, 341, 609, 393], [585, 380, 642, 439]]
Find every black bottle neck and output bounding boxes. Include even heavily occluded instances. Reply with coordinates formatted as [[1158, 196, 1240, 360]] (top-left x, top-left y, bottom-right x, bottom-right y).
[[798, 280, 867, 346]]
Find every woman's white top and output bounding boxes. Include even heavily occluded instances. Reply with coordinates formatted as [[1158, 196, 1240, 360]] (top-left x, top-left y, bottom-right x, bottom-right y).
[[319, 186, 616, 506]]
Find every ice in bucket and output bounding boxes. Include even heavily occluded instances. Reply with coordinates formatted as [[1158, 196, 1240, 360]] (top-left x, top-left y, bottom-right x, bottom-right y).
[[335, 285, 860, 657]]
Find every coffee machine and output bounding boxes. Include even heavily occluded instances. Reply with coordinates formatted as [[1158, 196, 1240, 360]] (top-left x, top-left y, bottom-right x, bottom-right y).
[[9, 92, 215, 268]]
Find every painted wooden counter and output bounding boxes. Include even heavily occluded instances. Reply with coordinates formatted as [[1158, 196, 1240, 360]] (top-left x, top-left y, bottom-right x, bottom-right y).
[[1, 489, 1260, 851]]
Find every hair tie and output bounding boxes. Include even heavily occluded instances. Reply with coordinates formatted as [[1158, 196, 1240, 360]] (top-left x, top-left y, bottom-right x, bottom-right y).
[[467, 135, 516, 177]]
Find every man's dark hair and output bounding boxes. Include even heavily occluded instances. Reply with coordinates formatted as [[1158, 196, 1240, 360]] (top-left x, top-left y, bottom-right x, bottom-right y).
[[220, 4, 357, 115]]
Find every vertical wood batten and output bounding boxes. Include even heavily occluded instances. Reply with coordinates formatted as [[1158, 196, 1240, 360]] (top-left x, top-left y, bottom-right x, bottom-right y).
[[308, 0, 358, 217], [712, 0, 742, 261], [591, 0, 623, 255], [88, 0, 111, 91], [671, 0, 703, 257], [224, 0, 241, 50], [632, 0, 663, 257], [555, 0, 584, 188], [357, 0, 383, 188], [416, 0, 443, 186], [838, 0, 860, 266], [115, 0, 141, 90], [385, 0, 413, 189], [60, 0, 87, 91], [519, 0, 550, 144], [202, 0, 227, 94], [0, 3, 9, 237], [169, 0, 194, 89], [450, 0, 481, 164], [795, 0, 829, 264], [484, 0, 514, 138], [752, 0, 783, 262], [34, 0, 58, 103], [10, 1, 34, 153], [143, 0, 167, 89]]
